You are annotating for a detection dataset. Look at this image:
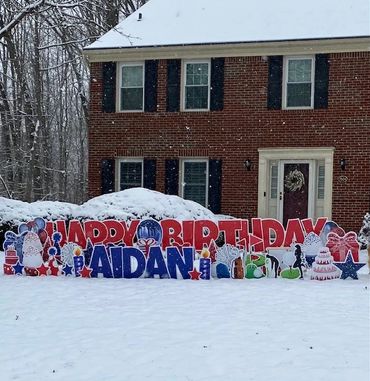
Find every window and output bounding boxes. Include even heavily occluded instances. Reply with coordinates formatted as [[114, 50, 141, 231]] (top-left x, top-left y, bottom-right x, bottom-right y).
[[283, 56, 314, 109], [181, 159, 208, 206], [317, 164, 325, 199], [270, 164, 278, 199], [184, 61, 210, 110], [117, 159, 143, 190], [119, 63, 144, 111]]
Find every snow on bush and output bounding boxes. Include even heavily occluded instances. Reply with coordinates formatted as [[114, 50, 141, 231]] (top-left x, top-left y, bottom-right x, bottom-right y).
[[76, 188, 216, 221], [0, 188, 216, 225]]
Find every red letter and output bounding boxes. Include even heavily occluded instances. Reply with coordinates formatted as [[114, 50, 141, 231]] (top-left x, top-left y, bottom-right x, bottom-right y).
[[67, 220, 87, 248], [218, 220, 242, 247], [251, 218, 264, 251], [302, 217, 327, 236], [262, 219, 285, 248], [121, 220, 140, 246], [55, 220, 68, 246], [182, 220, 194, 246], [103, 220, 125, 245], [161, 219, 183, 248], [284, 219, 305, 246], [84, 221, 108, 245], [238, 220, 250, 249], [194, 220, 219, 251]]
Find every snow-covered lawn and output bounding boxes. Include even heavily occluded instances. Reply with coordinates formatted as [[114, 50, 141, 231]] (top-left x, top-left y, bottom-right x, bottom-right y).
[[0, 252, 369, 381]]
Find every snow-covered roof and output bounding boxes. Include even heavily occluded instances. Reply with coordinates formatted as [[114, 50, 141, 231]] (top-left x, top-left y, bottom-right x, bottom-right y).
[[86, 0, 370, 50]]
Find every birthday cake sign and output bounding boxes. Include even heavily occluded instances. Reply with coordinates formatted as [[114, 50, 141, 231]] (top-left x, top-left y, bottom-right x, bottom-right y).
[[2, 217, 365, 280]]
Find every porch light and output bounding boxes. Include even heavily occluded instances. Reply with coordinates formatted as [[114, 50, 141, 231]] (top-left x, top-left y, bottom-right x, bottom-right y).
[[244, 160, 252, 171], [340, 158, 346, 171]]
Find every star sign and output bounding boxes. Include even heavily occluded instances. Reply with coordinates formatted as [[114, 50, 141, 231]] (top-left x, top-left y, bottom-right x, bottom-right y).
[[80, 266, 92, 278], [188, 267, 202, 280], [334, 251, 365, 280], [37, 263, 49, 276], [12, 262, 24, 275], [62, 264, 73, 276]]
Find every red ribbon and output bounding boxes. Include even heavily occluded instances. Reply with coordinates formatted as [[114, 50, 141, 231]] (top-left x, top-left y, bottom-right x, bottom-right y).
[[326, 232, 359, 262], [138, 238, 157, 257]]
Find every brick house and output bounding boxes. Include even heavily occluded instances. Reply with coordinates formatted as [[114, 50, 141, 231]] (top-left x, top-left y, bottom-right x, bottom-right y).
[[84, 0, 370, 231]]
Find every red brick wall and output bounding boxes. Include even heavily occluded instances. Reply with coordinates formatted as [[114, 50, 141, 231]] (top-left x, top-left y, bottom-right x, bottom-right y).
[[88, 53, 370, 232]]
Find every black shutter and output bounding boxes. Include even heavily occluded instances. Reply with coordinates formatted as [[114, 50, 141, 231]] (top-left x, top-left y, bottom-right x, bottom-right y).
[[167, 60, 181, 112], [165, 159, 179, 195], [208, 160, 222, 214], [267, 56, 283, 110], [314, 54, 330, 109], [210, 58, 225, 111], [101, 159, 115, 194], [102, 62, 116, 113], [144, 60, 158, 112], [143, 159, 156, 190]]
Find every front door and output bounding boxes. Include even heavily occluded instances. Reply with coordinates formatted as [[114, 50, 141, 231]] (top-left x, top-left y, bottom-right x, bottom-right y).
[[281, 162, 310, 226]]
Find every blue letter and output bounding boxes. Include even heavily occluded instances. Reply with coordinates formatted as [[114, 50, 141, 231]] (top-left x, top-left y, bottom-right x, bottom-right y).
[[167, 247, 194, 279], [122, 247, 146, 278], [146, 246, 169, 278], [110, 246, 123, 278], [89, 245, 113, 278]]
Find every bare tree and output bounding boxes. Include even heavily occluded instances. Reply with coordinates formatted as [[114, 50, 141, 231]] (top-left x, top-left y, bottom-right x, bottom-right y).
[[0, 0, 148, 202]]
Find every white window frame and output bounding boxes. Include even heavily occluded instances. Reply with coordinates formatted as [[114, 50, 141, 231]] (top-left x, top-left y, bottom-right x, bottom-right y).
[[282, 56, 315, 110], [118, 62, 145, 112], [182, 59, 211, 112], [115, 158, 144, 191], [180, 158, 209, 207]]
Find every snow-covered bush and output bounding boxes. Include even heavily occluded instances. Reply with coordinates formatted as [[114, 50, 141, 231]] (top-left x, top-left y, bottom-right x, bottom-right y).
[[0, 188, 217, 246]]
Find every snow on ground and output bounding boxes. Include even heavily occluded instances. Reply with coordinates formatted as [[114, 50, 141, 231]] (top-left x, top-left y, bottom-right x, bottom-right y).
[[0, 251, 369, 381]]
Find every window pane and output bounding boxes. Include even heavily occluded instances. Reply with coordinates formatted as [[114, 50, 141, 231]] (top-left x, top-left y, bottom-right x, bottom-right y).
[[121, 88, 143, 110], [185, 86, 209, 109], [120, 162, 142, 190], [317, 165, 325, 199], [186, 63, 209, 86], [288, 59, 312, 82], [183, 161, 207, 206], [287, 83, 312, 107], [270, 165, 278, 199], [122, 66, 143, 87]]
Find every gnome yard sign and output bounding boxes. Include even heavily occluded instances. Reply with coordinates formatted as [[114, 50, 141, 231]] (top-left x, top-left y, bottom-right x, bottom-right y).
[[2, 217, 365, 281]]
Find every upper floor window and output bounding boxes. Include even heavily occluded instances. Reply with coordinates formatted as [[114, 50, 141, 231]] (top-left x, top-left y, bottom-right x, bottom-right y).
[[119, 63, 144, 112], [117, 159, 143, 190], [183, 60, 210, 111], [181, 159, 209, 206], [283, 56, 314, 109]]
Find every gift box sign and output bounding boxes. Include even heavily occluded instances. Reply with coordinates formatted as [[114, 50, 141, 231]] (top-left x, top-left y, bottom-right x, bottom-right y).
[[326, 232, 359, 262]]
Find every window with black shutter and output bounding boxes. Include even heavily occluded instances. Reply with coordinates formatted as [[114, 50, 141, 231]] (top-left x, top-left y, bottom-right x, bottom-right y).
[[268, 54, 329, 110]]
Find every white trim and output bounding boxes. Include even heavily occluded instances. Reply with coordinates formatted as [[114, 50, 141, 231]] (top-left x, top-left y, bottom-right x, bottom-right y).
[[115, 158, 144, 191], [282, 55, 315, 110], [180, 158, 209, 207], [258, 148, 334, 221], [182, 59, 211, 112], [84, 37, 370, 62], [117, 62, 145, 112]]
